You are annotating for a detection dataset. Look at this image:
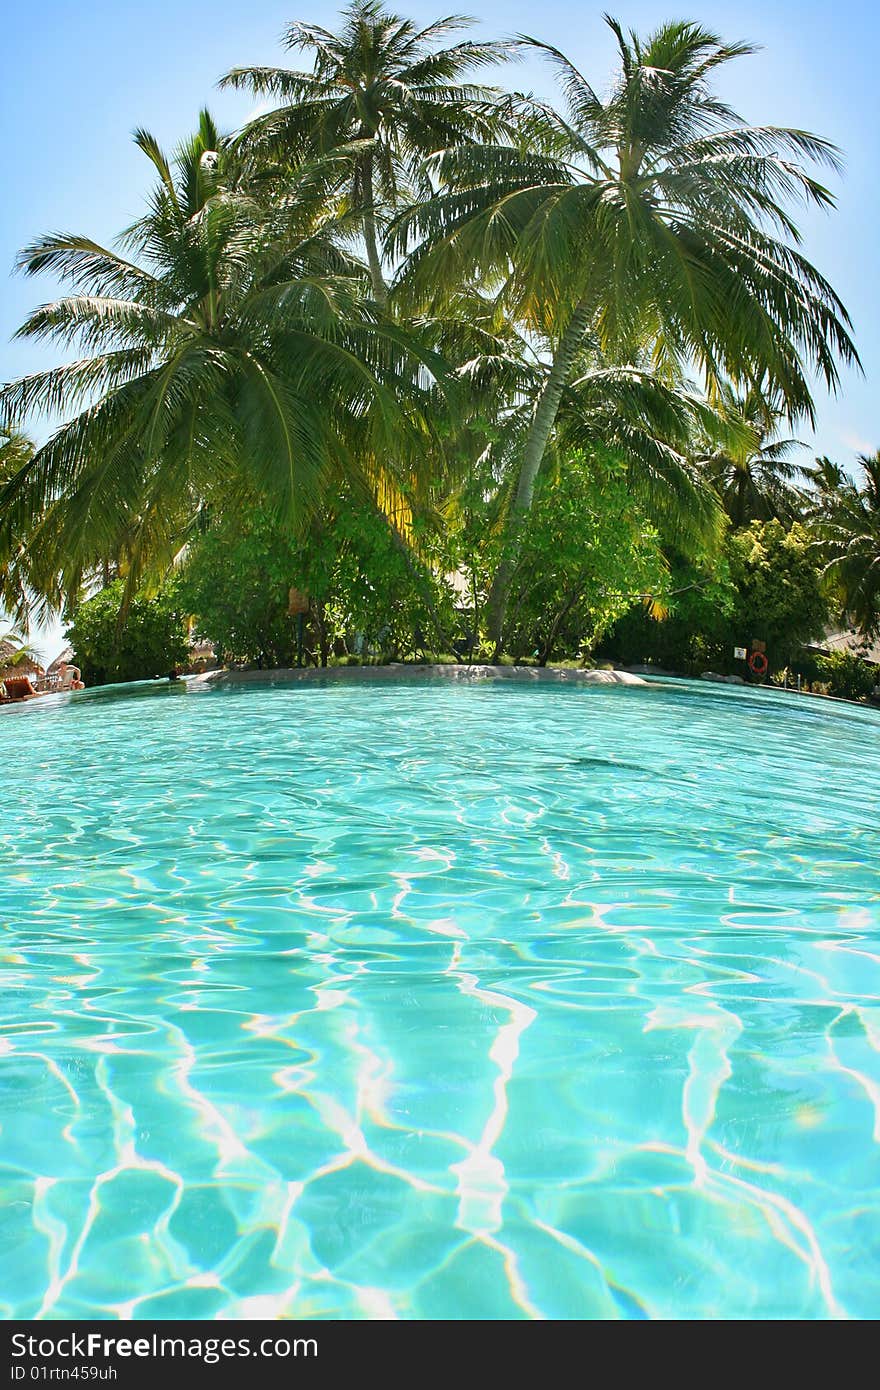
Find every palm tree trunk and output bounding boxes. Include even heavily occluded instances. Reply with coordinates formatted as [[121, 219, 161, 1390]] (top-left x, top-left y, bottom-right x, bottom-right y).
[[735, 468, 747, 529], [486, 299, 593, 651], [359, 152, 388, 305], [537, 567, 588, 666]]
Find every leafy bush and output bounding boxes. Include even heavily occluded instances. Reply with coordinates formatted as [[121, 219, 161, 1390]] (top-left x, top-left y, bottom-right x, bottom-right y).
[[599, 551, 734, 673], [180, 495, 460, 668], [601, 520, 830, 676], [501, 453, 668, 663], [727, 521, 830, 670], [292, 496, 459, 663], [814, 650, 877, 701], [67, 581, 190, 685], [448, 448, 669, 664], [179, 511, 300, 667]]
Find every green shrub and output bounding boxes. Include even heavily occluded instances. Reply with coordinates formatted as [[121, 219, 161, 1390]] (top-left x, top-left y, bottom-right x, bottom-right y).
[[67, 581, 190, 685], [728, 522, 831, 671], [601, 521, 830, 676], [181, 494, 460, 668], [179, 511, 299, 668], [496, 451, 668, 664], [814, 650, 877, 701]]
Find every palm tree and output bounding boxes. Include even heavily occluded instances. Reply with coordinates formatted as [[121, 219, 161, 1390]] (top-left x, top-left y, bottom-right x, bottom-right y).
[[0, 112, 440, 608], [0, 629, 39, 673], [698, 385, 806, 527], [391, 17, 859, 647], [816, 451, 880, 637], [220, 2, 513, 302], [805, 455, 848, 497], [0, 426, 44, 626]]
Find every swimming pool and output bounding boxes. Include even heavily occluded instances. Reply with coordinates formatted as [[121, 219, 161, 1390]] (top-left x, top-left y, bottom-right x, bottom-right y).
[[2, 675, 879, 1319]]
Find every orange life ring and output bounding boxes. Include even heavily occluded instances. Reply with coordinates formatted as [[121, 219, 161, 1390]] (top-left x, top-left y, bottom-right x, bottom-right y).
[[748, 650, 768, 676]]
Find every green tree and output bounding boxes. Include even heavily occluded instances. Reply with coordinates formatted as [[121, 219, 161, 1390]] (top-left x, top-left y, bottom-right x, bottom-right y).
[[727, 520, 829, 669], [394, 17, 858, 647], [292, 491, 459, 662], [180, 510, 301, 667], [66, 581, 190, 685], [0, 426, 42, 626], [805, 455, 848, 497], [603, 520, 828, 675], [699, 385, 806, 527], [181, 493, 458, 669], [497, 450, 669, 663], [0, 113, 438, 612], [221, 2, 512, 302], [600, 549, 736, 674], [813, 650, 876, 701], [815, 451, 880, 637]]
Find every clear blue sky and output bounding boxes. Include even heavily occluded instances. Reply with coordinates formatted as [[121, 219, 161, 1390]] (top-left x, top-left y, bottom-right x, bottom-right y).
[[1, 0, 876, 660]]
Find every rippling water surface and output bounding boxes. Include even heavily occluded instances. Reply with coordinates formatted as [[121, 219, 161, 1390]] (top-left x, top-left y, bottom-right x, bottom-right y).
[[2, 675, 879, 1319]]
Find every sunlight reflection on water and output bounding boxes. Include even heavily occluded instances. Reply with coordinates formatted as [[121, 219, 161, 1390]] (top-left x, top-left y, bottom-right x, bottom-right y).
[[1, 677, 879, 1318]]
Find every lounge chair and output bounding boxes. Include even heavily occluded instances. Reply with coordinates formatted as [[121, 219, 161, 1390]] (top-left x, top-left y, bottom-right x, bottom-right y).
[[2, 676, 39, 701]]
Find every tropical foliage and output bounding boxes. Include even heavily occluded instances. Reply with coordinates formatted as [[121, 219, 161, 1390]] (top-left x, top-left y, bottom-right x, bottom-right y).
[[727, 521, 831, 669], [389, 16, 857, 642], [65, 580, 190, 685], [813, 649, 877, 702], [0, 427, 41, 625], [0, 4, 873, 691], [698, 385, 806, 528], [179, 509, 302, 668], [181, 488, 461, 666], [812, 451, 880, 637], [0, 108, 439, 612], [221, 3, 514, 301], [454, 447, 669, 663], [602, 521, 830, 676]]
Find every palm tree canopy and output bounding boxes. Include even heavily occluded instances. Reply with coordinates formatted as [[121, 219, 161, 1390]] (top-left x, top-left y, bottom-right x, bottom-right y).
[[0, 427, 43, 626], [221, 3, 516, 298], [0, 113, 443, 607], [392, 16, 859, 417], [805, 454, 848, 496], [222, 3, 512, 182], [816, 450, 880, 638], [698, 384, 806, 527]]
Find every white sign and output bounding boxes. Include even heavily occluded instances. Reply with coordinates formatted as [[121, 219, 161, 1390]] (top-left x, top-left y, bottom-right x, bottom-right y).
[[733, 646, 747, 660]]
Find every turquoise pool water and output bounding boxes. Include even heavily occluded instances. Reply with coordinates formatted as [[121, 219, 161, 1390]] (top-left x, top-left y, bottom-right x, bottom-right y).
[[1, 675, 879, 1320]]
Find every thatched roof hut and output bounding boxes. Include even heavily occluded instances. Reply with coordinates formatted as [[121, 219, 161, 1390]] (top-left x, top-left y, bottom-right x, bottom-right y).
[[47, 645, 75, 674], [806, 630, 880, 667], [184, 638, 217, 675], [0, 639, 44, 682]]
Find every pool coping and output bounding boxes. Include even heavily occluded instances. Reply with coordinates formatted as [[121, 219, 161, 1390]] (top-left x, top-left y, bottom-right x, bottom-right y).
[[187, 663, 649, 688]]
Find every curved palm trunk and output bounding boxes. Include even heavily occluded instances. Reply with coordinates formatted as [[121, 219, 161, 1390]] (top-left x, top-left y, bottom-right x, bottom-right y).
[[486, 300, 593, 651], [358, 152, 388, 306], [734, 466, 748, 529]]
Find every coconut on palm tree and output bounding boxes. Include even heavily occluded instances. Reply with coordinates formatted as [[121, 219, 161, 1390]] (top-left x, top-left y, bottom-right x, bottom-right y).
[[220, 2, 514, 303], [392, 17, 859, 648], [0, 112, 442, 609]]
